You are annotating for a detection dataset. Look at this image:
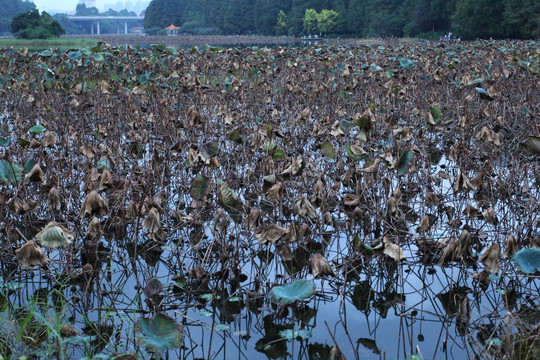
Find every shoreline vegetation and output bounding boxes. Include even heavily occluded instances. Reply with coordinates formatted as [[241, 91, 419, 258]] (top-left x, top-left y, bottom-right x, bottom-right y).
[[0, 34, 406, 50], [0, 36, 99, 49]]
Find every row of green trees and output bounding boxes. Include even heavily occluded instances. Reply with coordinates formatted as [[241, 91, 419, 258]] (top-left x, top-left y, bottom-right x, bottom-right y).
[[143, 0, 539, 39], [11, 9, 64, 39], [0, 0, 35, 35]]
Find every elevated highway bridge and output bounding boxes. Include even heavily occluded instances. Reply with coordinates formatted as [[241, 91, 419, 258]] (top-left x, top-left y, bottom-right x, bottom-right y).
[[67, 16, 144, 35]]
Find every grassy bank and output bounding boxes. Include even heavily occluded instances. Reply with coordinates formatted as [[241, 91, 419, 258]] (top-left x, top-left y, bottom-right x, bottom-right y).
[[0, 37, 99, 50]]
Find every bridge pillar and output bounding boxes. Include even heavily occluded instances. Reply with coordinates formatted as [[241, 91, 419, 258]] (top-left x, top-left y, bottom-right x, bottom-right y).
[[125, 21, 128, 34], [97, 20, 100, 35]]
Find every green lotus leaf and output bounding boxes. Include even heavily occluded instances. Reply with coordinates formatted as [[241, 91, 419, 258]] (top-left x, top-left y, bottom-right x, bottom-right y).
[[475, 87, 494, 101], [135, 313, 184, 354], [346, 144, 366, 161], [92, 53, 104, 62], [397, 150, 414, 176], [429, 107, 442, 124], [320, 142, 336, 160], [273, 149, 285, 161], [29, 125, 46, 135], [97, 158, 111, 171], [217, 180, 241, 208], [35, 222, 74, 248], [190, 175, 209, 200], [269, 280, 315, 304], [279, 329, 312, 340], [512, 248, 540, 274], [23, 159, 37, 175], [0, 159, 23, 185], [201, 141, 219, 158]]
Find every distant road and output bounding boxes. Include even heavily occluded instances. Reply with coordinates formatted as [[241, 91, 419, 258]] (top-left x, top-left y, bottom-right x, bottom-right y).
[[67, 16, 144, 21], [66, 16, 144, 35]]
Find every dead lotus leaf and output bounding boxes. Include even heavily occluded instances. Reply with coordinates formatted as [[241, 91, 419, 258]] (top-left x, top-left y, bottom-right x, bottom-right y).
[[60, 324, 79, 338], [502, 235, 517, 259], [383, 236, 406, 262], [310, 253, 335, 278], [86, 216, 103, 239], [479, 242, 501, 273], [143, 208, 162, 234], [387, 196, 398, 216], [438, 238, 457, 265], [475, 126, 493, 143], [330, 346, 347, 360], [212, 208, 230, 235], [254, 224, 288, 245], [482, 207, 498, 225], [455, 229, 472, 259], [36, 221, 75, 248], [330, 120, 345, 137], [24, 164, 45, 184], [15, 240, 49, 269], [343, 194, 361, 208], [80, 191, 109, 217], [393, 126, 411, 141], [293, 196, 316, 218], [279, 155, 304, 178], [454, 173, 477, 192], [245, 209, 263, 231], [358, 158, 382, 173], [41, 130, 57, 147], [416, 215, 431, 233], [265, 181, 285, 203], [48, 187, 61, 211]]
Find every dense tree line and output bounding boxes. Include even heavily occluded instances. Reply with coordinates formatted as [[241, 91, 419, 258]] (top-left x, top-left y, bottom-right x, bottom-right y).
[[11, 8, 64, 38], [144, 0, 539, 39], [0, 0, 35, 35]]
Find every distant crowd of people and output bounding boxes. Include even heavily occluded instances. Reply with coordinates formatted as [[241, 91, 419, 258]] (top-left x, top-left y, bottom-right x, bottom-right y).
[[440, 32, 460, 41]]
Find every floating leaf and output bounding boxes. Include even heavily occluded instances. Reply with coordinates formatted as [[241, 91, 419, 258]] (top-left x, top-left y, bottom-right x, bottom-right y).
[[269, 280, 315, 304], [396, 151, 413, 176], [35, 221, 74, 248], [512, 248, 540, 274], [135, 314, 184, 354], [0, 137, 9, 147], [279, 329, 312, 340], [213, 324, 229, 331]]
